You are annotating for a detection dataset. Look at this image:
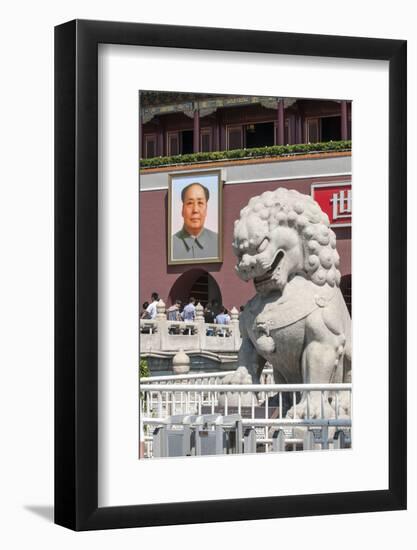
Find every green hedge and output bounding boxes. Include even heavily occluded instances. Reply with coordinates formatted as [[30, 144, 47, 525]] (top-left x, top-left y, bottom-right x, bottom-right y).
[[140, 140, 352, 169], [139, 358, 150, 379]]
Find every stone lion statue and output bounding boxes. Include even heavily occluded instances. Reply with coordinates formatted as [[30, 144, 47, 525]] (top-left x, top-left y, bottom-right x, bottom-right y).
[[233, 187, 351, 419]]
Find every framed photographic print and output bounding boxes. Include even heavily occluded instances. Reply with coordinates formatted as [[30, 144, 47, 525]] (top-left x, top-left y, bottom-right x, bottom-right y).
[[55, 20, 406, 531]]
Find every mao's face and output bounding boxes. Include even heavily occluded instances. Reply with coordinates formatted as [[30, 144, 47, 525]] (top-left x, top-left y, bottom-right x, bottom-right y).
[[182, 184, 208, 236]]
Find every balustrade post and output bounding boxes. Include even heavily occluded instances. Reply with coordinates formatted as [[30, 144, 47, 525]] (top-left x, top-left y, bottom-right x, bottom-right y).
[[156, 299, 169, 351], [230, 306, 240, 351], [195, 302, 205, 350], [156, 299, 166, 319]]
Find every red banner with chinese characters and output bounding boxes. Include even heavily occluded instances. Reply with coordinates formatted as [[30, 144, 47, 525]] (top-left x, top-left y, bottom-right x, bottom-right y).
[[311, 183, 352, 227]]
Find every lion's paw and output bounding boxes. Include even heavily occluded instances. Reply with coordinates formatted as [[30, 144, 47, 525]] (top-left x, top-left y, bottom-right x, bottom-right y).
[[219, 367, 257, 407], [286, 399, 335, 420], [331, 392, 351, 417], [222, 366, 253, 385]]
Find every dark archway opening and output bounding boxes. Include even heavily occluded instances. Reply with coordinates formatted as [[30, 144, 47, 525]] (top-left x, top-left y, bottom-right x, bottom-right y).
[[168, 269, 222, 310]]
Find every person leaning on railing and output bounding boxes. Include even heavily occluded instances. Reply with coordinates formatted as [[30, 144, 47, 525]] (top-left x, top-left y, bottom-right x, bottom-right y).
[[181, 297, 196, 321], [215, 306, 230, 325], [215, 306, 231, 337], [167, 299, 182, 321], [181, 297, 196, 335], [140, 301, 151, 320], [167, 299, 182, 334], [140, 301, 151, 334]]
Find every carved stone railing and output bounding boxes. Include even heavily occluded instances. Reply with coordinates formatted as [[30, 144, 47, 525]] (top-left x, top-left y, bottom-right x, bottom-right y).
[[140, 301, 241, 354], [140, 382, 352, 457]]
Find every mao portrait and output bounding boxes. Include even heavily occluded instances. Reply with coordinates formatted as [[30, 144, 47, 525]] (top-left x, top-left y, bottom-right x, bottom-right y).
[[168, 170, 223, 265]]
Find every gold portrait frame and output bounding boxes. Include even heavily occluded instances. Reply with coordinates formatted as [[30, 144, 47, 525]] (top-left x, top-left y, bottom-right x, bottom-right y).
[[167, 169, 223, 265]]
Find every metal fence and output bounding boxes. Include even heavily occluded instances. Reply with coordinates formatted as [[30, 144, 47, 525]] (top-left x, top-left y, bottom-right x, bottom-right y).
[[140, 368, 274, 386], [140, 382, 352, 457]]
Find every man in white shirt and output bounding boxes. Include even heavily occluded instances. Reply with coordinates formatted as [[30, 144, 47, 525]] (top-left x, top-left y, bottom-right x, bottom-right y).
[[146, 292, 159, 319]]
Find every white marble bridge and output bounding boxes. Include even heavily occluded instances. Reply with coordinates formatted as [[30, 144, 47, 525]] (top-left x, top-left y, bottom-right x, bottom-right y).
[[140, 301, 242, 362]]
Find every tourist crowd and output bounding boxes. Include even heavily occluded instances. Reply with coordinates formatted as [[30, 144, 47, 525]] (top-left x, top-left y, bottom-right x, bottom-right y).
[[140, 292, 241, 325]]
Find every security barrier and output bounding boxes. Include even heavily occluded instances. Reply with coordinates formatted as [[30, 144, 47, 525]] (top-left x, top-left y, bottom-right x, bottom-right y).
[[141, 381, 352, 458], [152, 414, 243, 457]]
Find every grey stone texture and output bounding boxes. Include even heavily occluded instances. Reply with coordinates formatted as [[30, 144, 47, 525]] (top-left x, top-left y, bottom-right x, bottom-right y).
[[233, 187, 352, 419]]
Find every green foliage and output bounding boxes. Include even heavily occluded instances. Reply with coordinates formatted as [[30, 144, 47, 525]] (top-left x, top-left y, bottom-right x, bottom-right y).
[[139, 358, 150, 379], [139, 358, 150, 403], [140, 140, 352, 169]]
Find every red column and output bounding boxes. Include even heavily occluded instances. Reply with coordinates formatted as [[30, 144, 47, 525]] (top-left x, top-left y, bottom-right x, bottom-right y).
[[158, 128, 164, 157], [220, 121, 226, 151], [140, 116, 144, 158], [347, 101, 351, 139], [277, 99, 285, 145], [215, 121, 220, 151], [296, 115, 303, 144], [214, 110, 220, 151], [341, 100, 348, 140], [274, 106, 278, 145], [193, 109, 200, 153], [289, 115, 296, 145]]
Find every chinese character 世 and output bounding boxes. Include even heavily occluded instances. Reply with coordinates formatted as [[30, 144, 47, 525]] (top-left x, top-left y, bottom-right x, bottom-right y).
[[331, 189, 352, 221]]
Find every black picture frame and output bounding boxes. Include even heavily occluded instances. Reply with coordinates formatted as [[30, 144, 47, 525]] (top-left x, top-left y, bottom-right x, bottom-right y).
[[55, 19, 407, 531]]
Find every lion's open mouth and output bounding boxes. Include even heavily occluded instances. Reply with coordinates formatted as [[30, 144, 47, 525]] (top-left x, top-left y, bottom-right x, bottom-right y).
[[254, 250, 284, 284]]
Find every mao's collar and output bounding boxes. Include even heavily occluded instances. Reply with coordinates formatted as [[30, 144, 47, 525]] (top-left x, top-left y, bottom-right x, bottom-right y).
[[179, 227, 206, 251]]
